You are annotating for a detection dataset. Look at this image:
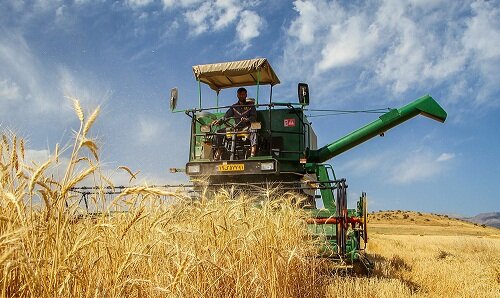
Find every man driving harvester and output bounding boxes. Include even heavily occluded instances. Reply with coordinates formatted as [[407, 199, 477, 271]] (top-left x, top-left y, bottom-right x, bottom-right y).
[[212, 87, 258, 159]]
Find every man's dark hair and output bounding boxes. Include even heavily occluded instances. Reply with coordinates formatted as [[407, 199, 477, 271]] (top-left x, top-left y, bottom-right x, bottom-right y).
[[237, 87, 247, 93]]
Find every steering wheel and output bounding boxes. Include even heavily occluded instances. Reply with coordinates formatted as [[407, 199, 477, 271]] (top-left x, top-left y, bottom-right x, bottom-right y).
[[215, 117, 243, 129]]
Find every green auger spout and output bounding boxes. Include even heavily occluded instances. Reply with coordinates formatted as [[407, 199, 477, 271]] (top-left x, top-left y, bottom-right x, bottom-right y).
[[306, 95, 447, 163]]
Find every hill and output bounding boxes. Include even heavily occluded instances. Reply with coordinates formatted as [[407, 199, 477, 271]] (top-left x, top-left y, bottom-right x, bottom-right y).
[[367, 210, 500, 236], [462, 212, 500, 228]]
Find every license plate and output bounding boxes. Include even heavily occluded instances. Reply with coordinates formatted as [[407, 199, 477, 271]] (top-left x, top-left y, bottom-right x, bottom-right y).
[[217, 164, 245, 172]]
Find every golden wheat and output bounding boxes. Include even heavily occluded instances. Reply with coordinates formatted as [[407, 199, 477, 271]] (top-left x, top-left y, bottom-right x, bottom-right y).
[[28, 159, 52, 195], [82, 106, 100, 137], [68, 96, 84, 123], [80, 138, 99, 161], [1, 101, 499, 297], [118, 166, 140, 183]]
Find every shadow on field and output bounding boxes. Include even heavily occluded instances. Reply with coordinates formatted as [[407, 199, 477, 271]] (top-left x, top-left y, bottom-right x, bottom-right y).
[[366, 253, 422, 293]]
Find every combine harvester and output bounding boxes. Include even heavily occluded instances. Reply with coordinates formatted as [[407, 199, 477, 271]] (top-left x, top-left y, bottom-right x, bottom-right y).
[[168, 58, 447, 272]]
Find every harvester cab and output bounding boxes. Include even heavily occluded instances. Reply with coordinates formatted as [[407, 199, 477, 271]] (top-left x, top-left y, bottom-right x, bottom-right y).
[[170, 58, 447, 272], [171, 58, 316, 186]]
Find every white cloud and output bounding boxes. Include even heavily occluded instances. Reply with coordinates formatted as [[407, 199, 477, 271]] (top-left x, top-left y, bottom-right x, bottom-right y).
[[339, 148, 452, 185], [0, 79, 20, 101], [281, 0, 500, 108], [24, 149, 51, 165], [436, 152, 455, 162], [389, 151, 445, 184], [0, 29, 58, 114], [339, 153, 387, 176], [236, 10, 262, 47], [136, 117, 167, 143], [214, 0, 241, 30], [317, 15, 379, 72], [33, 0, 62, 12], [462, 2, 500, 61], [0, 29, 110, 125], [288, 0, 334, 45], [460, 1, 500, 106], [55, 4, 65, 17], [373, 0, 470, 94], [184, 2, 212, 35], [162, 0, 203, 9], [375, 19, 425, 93], [57, 66, 111, 111], [174, 0, 261, 48], [126, 0, 154, 8], [74, 0, 92, 4], [408, 0, 448, 8], [24, 148, 70, 180], [184, 0, 244, 35]]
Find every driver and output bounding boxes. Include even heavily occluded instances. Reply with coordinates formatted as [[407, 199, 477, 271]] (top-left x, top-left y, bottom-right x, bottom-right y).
[[212, 87, 258, 159]]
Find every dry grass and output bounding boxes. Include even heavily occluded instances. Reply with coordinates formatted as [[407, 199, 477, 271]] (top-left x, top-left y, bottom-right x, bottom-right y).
[[362, 234, 500, 297], [0, 102, 326, 297], [342, 211, 500, 297], [1, 100, 499, 297]]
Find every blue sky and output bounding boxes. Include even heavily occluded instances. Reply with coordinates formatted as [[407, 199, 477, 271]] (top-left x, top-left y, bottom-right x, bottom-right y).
[[1, 0, 499, 216]]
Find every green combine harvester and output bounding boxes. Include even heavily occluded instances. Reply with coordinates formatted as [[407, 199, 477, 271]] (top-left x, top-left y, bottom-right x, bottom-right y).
[[169, 58, 447, 271]]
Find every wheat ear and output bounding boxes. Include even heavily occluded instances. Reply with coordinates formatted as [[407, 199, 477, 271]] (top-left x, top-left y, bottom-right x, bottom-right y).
[[67, 96, 84, 122], [118, 166, 140, 183], [83, 105, 100, 137], [29, 159, 52, 194], [81, 139, 99, 161]]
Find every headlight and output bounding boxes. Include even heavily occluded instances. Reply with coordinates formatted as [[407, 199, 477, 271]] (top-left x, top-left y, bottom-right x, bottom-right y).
[[200, 125, 211, 133], [250, 122, 261, 130], [260, 162, 274, 171], [187, 164, 201, 174]]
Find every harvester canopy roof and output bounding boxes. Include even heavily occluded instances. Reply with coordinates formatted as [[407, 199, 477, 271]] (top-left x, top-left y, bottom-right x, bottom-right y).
[[192, 58, 280, 91]]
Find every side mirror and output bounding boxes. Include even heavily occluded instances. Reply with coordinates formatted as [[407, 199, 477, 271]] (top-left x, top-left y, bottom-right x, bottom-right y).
[[298, 83, 309, 106], [170, 87, 178, 111]]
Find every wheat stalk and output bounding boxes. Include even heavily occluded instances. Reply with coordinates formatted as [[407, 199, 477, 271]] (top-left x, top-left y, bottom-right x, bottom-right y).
[[120, 206, 145, 239], [5, 192, 25, 226], [54, 143, 59, 163], [60, 165, 97, 198]]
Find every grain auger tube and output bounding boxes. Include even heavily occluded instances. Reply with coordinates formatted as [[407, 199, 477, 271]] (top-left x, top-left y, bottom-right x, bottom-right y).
[[305, 95, 447, 163]]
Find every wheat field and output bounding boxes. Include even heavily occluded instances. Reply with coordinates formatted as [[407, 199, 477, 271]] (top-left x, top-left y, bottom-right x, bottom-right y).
[[1, 101, 499, 297]]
